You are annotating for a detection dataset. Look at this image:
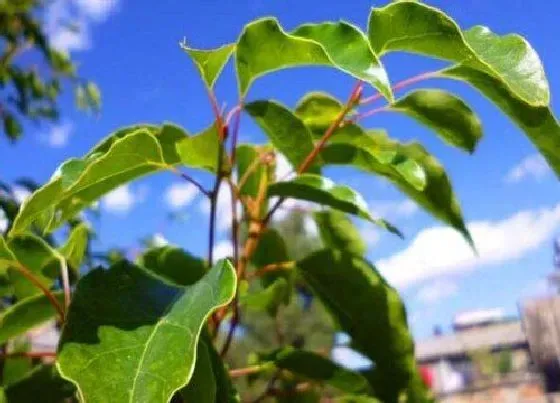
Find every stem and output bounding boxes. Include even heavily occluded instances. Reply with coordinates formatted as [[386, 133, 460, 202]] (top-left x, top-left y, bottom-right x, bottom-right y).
[[248, 261, 295, 280], [13, 264, 65, 321], [352, 105, 389, 122], [0, 351, 57, 359], [360, 71, 439, 106], [59, 256, 71, 311], [171, 168, 211, 198], [220, 302, 239, 357], [229, 364, 270, 378], [229, 98, 244, 167]]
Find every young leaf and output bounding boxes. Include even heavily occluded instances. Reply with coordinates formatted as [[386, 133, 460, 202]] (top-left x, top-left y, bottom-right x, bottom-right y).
[[268, 174, 400, 236], [10, 125, 186, 235], [314, 211, 367, 256], [368, 1, 549, 106], [59, 222, 90, 274], [295, 91, 344, 136], [3, 365, 76, 403], [266, 348, 370, 393], [440, 65, 560, 178], [391, 89, 483, 153], [236, 18, 392, 100], [245, 100, 319, 173], [137, 246, 207, 286], [181, 42, 235, 89], [292, 22, 393, 101], [57, 259, 236, 403], [297, 249, 424, 401], [176, 122, 227, 173], [179, 340, 217, 403], [321, 130, 471, 245], [0, 291, 64, 344], [241, 278, 290, 316]]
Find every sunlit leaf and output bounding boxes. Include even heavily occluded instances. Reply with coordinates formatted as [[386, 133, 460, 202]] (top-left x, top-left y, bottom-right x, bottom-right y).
[[59, 223, 90, 274], [236, 18, 392, 100], [181, 42, 235, 89], [391, 89, 482, 153], [295, 91, 344, 137], [57, 259, 236, 403], [176, 122, 227, 173], [368, 2, 549, 105]]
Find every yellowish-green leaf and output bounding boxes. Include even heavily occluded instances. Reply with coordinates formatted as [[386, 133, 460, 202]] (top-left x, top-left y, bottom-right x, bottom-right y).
[[391, 89, 483, 153], [57, 259, 236, 403], [59, 223, 90, 274], [181, 42, 235, 89], [368, 1, 549, 106], [295, 91, 344, 137], [236, 18, 392, 100], [176, 122, 228, 173]]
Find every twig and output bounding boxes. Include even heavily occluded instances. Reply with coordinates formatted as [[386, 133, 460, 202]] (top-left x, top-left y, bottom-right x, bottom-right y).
[[351, 105, 389, 122], [0, 351, 57, 360], [229, 364, 270, 378], [13, 264, 65, 321], [171, 168, 211, 197], [220, 302, 240, 357], [360, 70, 439, 106]]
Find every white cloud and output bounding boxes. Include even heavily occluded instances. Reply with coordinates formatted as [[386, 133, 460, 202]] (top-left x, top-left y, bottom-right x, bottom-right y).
[[199, 185, 241, 233], [331, 347, 372, 371], [44, 122, 73, 148], [0, 209, 8, 234], [151, 233, 169, 247], [46, 0, 119, 52], [102, 185, 144, 214], [12, 187, 31, 204], [213, 240, 233, 260], [377, 203, 560, 288], [164, 183, 198, 209], [369, 199, 418, 219], [275, 153, 293, 180], [360, 226, 380, 247], [506, 154, 550, 183], [272, 198, 317, 222], [416, 279, 458, 304]]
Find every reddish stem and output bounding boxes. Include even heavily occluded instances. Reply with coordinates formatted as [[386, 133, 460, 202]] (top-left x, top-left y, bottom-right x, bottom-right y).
[[0, 351, 57, 359], [15, 264, 65, 321], [360, 71, 438, 106]]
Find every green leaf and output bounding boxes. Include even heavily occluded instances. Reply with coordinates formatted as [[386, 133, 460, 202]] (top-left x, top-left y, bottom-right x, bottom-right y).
[[205, 334, 240, 402], [0, 291, 64, 344], [314, 211, 366, 256], [321, 129, 471, 245], [268, 174, 400, 236], [245, 100, 318, 174], [10, 125, 185, 235], [295, 91, 344, 137], [2, 338, 32, 386], [176, 122, 226, 173], [391, 89, 483, 153], [3, 365, 76, 403], [59, 223, 90, 274], [251, 228, 290, 285], [181, 42, 235, 89], [241, 278, 290, 316], [236, 18, 392, 100], [440, 65, 560, 178], [292, 22, 393, 101], [236, 144, 273, 200], [6, 234, 61, 299], [297, 249, 420, 401], [368, 2, 549, 106], [267, 348, 369, 393], [179, 340, 216, 403], [137, 246, 207, 286], [57, 259, 236, 403]]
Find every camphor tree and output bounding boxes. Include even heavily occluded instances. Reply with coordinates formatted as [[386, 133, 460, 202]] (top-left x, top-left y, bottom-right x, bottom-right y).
[[1, 1, 559, 402]]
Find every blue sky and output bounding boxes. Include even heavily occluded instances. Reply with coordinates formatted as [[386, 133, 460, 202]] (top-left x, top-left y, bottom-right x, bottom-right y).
[[2, 0, 560, 340]]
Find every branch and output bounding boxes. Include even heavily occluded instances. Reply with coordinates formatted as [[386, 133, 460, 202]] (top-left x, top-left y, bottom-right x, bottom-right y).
[[13, 264, 65, 321]]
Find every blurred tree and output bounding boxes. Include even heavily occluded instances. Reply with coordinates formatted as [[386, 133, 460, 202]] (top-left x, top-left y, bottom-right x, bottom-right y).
[[0, 0, 99, 141]]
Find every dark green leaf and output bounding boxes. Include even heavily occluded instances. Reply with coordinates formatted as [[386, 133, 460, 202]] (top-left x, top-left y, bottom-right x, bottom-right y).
[[3, 114, 22, 141], [368, 2, 549, 105], [321, 129, 471, 245], [292, 22, 392, 101], [440, 65, 560, 178], [59, 222, 90, 274], [236, 18, 391, 100], [314, 211, 366, 256], [10, 125, 186, 235], [205, 334, 241, 402], [2, 338, 32, 386], [268, 348, 370, 393], [57, 259, 236, 403], [179, 340, 216, 403], [391, 89, 483, 153], [3, 365, 76, 403], [297, 249, 423, 401], [137, 246, 207, 286], [181, 42, 235, 89], [295, 92, 344, 136], [0, 291, 64, 344], [245, 100, 318, 174]]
